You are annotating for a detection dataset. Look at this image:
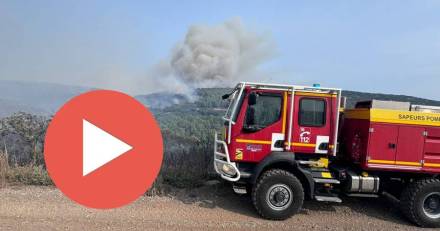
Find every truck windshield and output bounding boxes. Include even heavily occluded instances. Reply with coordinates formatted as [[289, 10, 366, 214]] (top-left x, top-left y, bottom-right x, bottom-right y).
[[224, 89, 244, 122]]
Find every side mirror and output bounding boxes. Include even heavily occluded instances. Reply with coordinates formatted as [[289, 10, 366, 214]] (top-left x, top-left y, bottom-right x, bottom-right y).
[[248, 92, 257, 105], [222, 94, 230, 100], [243, 106, 259, 133], [245, 107, 255, 126]]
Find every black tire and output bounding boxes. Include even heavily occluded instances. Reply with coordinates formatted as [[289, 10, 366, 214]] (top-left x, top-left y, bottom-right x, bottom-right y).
[[400, 178, 440, 228], [252, 169, 304, 220]]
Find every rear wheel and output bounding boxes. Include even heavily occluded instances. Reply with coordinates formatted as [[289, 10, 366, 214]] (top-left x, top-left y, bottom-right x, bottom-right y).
[[252, 169, 304, 220], [400, 178, 440, 228]]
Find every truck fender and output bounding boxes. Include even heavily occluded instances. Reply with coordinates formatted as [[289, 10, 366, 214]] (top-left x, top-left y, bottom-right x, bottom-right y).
[[250, 152, 315, 199]]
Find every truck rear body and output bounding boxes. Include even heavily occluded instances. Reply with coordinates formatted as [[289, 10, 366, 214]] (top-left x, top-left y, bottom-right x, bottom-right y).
[[343, 104, 440, 173]]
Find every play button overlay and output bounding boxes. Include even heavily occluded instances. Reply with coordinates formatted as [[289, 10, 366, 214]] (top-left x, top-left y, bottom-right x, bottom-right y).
[[82, 119, 133, 176], [44, 90, 163, 209]]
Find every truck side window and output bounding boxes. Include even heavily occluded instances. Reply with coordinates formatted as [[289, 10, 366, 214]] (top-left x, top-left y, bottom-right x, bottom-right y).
[[244, 94, 282, 132], [299, 98, 326, 127]]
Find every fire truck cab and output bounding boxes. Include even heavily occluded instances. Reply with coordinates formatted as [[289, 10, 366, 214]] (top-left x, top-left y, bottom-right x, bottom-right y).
[[214, 82, 440, 228]]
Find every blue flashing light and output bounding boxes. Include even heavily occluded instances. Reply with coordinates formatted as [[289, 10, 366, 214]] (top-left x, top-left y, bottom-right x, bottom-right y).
[[313, 83, 321, 88]]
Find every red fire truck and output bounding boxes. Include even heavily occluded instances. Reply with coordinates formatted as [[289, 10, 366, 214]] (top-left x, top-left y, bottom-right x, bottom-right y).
[[214, 82, 440, 227]]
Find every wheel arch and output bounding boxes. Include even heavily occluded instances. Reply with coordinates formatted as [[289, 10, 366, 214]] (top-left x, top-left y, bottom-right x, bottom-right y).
[[250, 152, 315, 199]]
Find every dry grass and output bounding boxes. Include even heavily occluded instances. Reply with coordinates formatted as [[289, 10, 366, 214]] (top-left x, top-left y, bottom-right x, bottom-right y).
[[0, 152, 7, 188], [145, 176, 167, 196], [6, 165, 52, 186], [0, 151, 52, 187]]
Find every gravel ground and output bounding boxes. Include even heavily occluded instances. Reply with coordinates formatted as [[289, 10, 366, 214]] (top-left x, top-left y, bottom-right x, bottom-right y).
[[0, 184, 431, 231]]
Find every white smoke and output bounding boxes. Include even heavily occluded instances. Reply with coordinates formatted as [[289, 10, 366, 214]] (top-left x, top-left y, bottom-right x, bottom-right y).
[[152, 18, 275, 96]]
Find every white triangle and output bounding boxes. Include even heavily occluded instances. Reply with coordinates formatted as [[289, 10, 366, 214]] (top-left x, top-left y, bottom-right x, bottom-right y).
[[82, 119, 133, 176]]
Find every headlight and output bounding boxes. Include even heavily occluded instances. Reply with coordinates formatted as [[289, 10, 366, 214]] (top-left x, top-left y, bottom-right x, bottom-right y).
[[221, 163, 237, 176]]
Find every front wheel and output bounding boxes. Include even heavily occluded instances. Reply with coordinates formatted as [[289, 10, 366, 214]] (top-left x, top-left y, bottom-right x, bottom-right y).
[[252, 169, 304, 220], [400, 178, 440, 228]]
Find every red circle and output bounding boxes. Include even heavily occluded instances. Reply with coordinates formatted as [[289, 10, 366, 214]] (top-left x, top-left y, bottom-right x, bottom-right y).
[[44, 90, 163, 209]]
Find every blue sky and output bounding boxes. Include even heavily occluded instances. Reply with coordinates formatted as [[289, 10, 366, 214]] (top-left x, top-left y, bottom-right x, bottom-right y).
[[1, 0, 439, 99]]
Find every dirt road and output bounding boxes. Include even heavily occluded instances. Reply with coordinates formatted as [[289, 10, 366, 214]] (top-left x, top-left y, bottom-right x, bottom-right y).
[[0, 184, 429, 230]]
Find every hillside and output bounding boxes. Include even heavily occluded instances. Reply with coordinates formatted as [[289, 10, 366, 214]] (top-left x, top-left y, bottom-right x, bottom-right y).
[[0, 80, 437, 117], [0, 80, 91, 117], [135, 93, 189, 110], [138, 88, 440, 111], [0, 98, 47, 117], [342, 90, 440, 108]]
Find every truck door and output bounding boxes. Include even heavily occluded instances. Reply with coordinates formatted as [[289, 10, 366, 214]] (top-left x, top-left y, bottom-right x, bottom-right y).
[[230, 90, 286, 162], [292, 94, 334, 154], [367, 124, 398, 166], [395, 126, 424, 168]]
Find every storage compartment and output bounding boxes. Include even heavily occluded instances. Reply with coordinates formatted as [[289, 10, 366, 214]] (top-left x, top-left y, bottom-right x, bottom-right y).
[[395, 126, 425, 166], [367, 124, 399, 166], [423, 127, 440, 170], [367, 124, 424, 169]]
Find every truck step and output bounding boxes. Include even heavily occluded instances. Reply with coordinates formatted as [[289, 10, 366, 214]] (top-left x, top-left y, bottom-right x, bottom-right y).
[[240, 171, 252, 178], [232, 185, 247, 195], [315, 195, 342, 203], [313, 178, 340, 184], [345, 193, 379, 198]]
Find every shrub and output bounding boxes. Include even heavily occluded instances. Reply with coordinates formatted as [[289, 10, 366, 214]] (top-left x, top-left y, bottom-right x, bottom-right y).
[[6, 165, 52, 186]]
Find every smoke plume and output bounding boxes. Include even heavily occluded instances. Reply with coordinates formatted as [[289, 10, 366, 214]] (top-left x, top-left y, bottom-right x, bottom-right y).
[[152, 18, 275, 96]]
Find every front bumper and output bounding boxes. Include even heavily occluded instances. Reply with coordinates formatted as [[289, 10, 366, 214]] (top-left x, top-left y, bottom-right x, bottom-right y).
[[213, 132, 241, 182]]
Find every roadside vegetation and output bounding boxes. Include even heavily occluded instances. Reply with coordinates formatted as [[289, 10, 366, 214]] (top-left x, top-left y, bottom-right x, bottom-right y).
[[0, 113, 51, 186], [0, 89, 228, 190], [0, 88, 438, 190]]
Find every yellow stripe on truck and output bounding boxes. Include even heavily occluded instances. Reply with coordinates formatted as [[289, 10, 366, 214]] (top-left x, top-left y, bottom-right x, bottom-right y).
[[291, 142, 316, 148], [368, 159, 397, 165], [236, 139, 317, 147], [424, 163, 440, 168], [235, 139, 334, 149], [368, 159, 422, 167], [235, 139, 272, 145], [345, 108, 440, 127], [295, 92, 337, 98], [395, 161, 422, 166]]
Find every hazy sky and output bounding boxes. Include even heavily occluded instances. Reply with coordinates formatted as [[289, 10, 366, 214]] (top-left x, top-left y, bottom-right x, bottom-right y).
[[1, 1, 439, 99]]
